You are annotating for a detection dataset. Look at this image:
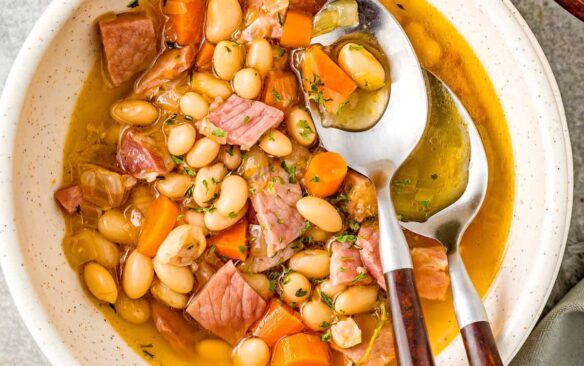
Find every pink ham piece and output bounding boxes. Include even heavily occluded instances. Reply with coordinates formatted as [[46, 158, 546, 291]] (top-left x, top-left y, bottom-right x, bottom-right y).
[[411, 246, 450, 301], [330, 241, 371, 286], [99, 14, 157, 86], [358, 224, 386, 290], [117, 129, 173, 181], [199, 95, 284, 150], [186, 261, 268, 344], [54, 185, 83, 214], [135, 45, 196, 95], [335, 314, 395, 366]]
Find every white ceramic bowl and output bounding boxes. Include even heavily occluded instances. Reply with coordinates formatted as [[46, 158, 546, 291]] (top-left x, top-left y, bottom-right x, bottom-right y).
[[0, 0, 572, 365]]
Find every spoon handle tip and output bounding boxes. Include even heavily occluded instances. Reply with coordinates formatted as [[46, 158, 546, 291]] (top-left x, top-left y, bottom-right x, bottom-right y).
[[461, 321, 504, 366]]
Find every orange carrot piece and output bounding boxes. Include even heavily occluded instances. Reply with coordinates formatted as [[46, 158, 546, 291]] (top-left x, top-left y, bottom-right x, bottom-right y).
[[271, 333, 331, 366], [263, 71, 299, 112], [301, 46, 357, 114], [280, 10, 313, 48], [137, 196, 179, 257], [304, 152, 348, 197], [207, 220, 249, 261], [164, 0, 205, 46], [252, 299, 305, 347], [195, 41, 215, 71]]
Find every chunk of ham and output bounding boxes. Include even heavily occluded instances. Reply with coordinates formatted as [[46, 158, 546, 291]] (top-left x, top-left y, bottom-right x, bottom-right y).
[[358, 223, 386, 290], [151, 300, 202, 357], [241, 0, 288, 43], [199, 95, 284, 150], [99, 14, 157, 86], [411, 246, 450, 301], [117, 129, 173, 181], [55, 185, 83, 214], [135, 45, 196, 95], [247, 224, 298, 272], [186, 261, 268, 344], [335, 314, 395, 366], [330, 241, 371, 286]]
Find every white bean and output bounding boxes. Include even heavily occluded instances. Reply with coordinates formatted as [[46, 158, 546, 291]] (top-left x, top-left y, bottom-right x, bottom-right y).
[[193, 163, 227, 207], [180, 92, 209, 120], [65, 230, 120, 270], [191, 73, 233, 100], [213, 41, 244, 81], [289, 249, 330, 279], [296, 196, 343, 232], [123, 250, 154, 299], [167, 123, 197, 156], [205, 0, 242, 43], [115, 293, 151, 324], [233, 68, 262, 99], [153, 260, 195, 294], [233, 338, 270, 366], [286, 107, 316, 146], [155, 224, 206, 266], [334, 286, 378, 315], [315, 280, 346, 301], [156, 173, 193, 199], [281, 272, 311, 305], [241, 273, 272, 300], [301, 301, 335, 331], [219, 145, 242, 170], [84, 262, 118, 304], [150, 279, 189, 309], [186, 137, 220, 168], [204, 203, 247, 231], [215, 175, 248, 217], [259, 130, 292, 157], [110, 99, 159, 126], [185, 210, 206, 229], [338, 43, 386, 91], [97, 209, 137, 245], [246, 39, 273, 76]]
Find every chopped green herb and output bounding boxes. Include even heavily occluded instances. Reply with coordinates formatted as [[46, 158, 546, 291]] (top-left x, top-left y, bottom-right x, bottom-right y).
[[176, 213, 185, 221], [171, 155, 184, 165], [277, 12, 284, 26], [268, 130, 275, 141], [335, 234, 357, 243], [228, 211, 238, 218], [272, 88, 282, 102], [212, 129, 226, 138], [339, 266, 347, 272], [295, 288, 308, 297], [243, 115, 250, 125], [226, 145, 234, 156], [276, 46, 286, 58], [297, 119, 314, 141], [352, 271, 368, 284], [165, 113, 178, 124], [393, 179, 412, 187], [306, 74, 332, 107], [280, 160, 297, 183], [320, 291, 334, 308], [269, 278, 277, 292], [238, 246, 247, 254], [336, 101, 348, 115], [330, 193, 348, 204], [311, 176, 321, 182], [127, 0, 139, 8], [320, 321, 332, 329], [349, 220, 361, 231], [321, 330, 332, 342], [184, 185, 194, 198], [419, 200, 430, 209], [209, 244, 216, 256], [224, 45, 232, 53], [202, 179, 209, 192], [349, 44, 364, 51], [183, 166, 195, 176]]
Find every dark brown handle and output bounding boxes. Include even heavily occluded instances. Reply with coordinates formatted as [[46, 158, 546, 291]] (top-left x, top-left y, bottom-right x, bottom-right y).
[[461, 321, 503, 366], [555, 0, 584, 21], [385, 268, 435, 366]]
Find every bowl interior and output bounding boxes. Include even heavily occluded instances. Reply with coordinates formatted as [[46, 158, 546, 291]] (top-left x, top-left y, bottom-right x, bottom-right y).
[[0, 0, 572, 365]]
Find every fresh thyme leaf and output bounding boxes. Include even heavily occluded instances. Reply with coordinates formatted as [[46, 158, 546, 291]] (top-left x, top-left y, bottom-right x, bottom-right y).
[[224, 45, 232, 53], [320, 321, 332, 329], [227, 145, 234, 156], [242, 115, 250, 125], [280, 160, 297, 183], [276, 46, 286, 58], [176, 213, 185, 221], [311, 176, 320, 182], [349, 44, 364, 51], [334, 234, 357, 243], [321, 330, 332, 342], [272, 88, 282, 102], [352, 271, 368, 284], [297, 119, 314, 140], [184, 185, 194, 197], [209, 244, 216, 255], [295, 288, 308, 297], [202, 179, 209, 192], [320, 291, 334, 308], [171, 155, 184, 165], [238, 246, 247, 253], [419, 200, 430, 209], [268, 130, 275, 141], [183, 166, 195, 176], [228, 211, 238, 218], [349, 220, 361, 231], [277, 12, 284, 25]]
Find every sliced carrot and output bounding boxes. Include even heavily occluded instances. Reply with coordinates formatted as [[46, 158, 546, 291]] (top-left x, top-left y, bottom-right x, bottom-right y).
[[263, 71, 299, 112], [164, 0, 205, 46], [137, 196, 179, 257], [252, 299, 305, 347], [304, 152, 348, 197], [271, 333, 331, 366], [301, 46, 357, 114], [207, 220, 248, 261], [195, 41, 215, 71], [280, 10, 313, 48]]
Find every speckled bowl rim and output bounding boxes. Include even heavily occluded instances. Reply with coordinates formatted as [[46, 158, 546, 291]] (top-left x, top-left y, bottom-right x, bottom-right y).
[[0, 0, 572, 365]]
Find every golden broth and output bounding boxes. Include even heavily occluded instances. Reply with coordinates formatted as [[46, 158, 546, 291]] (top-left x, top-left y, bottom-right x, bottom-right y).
[[60, 0, 514, 363]]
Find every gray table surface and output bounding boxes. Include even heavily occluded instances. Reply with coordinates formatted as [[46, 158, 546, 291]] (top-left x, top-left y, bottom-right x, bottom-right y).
[[0, 0, 582, 364]]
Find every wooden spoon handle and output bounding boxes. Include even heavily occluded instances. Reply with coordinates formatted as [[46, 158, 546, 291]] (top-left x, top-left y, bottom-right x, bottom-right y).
[[385, 268, 435, 366], [555, 0, 584, 21], [461, 321, 504, 366]]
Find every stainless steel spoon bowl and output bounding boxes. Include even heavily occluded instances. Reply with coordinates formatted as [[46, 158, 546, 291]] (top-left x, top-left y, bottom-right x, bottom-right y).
[[294, 0, 435, 364], [401, 72, 503, 366]]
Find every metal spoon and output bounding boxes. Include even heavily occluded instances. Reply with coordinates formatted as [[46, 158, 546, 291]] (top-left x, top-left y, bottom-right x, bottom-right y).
[[401, 72, 503, 366], [294, 0, 435, 364]]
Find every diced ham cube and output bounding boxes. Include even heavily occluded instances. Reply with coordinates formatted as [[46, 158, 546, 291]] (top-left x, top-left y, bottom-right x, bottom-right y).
[[54, 185, 83, 214], [247, 224, 299, 272], [117, 129, 173, 181], [330, 241, 371, 286], [99, 14, 157, 86], [358, 223, 386, 291], [186, 261, 268, 344], [199, 95, 284, 150], [411, 246, 450, 301], [135, 46, 196, 95]]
